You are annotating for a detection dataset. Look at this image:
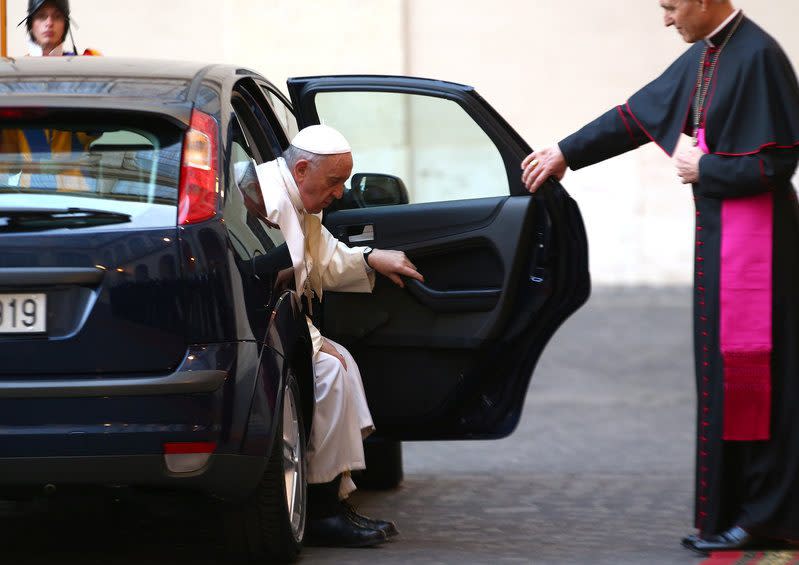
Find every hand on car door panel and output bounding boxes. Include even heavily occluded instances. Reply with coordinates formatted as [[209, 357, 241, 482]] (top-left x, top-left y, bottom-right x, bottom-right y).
[[367, 249, 424, 288]]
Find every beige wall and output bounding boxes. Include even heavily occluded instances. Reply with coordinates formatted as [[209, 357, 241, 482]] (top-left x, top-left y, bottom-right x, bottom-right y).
[[404, 0, 798, 284], [6, 0, 798, 284]]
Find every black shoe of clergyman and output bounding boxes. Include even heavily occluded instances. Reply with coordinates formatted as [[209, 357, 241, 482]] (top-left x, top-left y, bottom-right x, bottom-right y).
[[680, 533, 700, 547], [681, 526, 785, 554], [342, 502, 400, 539], [305, 513, 388, 548]]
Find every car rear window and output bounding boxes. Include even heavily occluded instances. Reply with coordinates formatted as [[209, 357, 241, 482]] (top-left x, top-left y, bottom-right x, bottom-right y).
[[0, 114, 184, 230]]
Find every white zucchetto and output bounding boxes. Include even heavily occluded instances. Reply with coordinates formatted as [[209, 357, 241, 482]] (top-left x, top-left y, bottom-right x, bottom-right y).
[[290, 125, 352, 155]]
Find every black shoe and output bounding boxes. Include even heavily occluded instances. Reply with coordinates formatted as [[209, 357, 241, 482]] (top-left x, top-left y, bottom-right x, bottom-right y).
[[680, 533, 700, 547], [305, 513, 388, 548], [681, 526, 786, 555], [342, 501, 399, 539]]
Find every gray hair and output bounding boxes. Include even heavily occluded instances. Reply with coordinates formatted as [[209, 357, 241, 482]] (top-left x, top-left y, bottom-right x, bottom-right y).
[[282, 145, 324, 169]]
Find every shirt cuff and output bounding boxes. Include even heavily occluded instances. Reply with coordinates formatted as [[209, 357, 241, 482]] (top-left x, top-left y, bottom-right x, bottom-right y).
[[363, 255, 374, 273]]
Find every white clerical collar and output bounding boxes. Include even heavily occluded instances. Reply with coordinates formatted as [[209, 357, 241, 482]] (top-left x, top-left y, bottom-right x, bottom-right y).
[[277, 157, 308, 214], [27, 39, 65, 57], [705, 9, 741, 47]]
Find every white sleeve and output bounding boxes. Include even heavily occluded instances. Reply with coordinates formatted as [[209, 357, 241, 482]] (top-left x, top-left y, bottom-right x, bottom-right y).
[[318, 226, 375, 293]]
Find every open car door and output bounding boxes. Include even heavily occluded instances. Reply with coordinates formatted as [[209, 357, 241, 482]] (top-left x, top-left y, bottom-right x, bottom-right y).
[[288, 76, 590, 440]]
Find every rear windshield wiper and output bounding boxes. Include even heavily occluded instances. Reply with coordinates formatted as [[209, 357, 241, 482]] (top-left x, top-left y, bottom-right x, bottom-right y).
[[0, 207, 132, 232]]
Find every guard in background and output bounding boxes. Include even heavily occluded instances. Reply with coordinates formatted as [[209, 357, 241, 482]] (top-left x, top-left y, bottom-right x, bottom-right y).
[[19, 0, 100, 57], [2, 1, 101, 190]]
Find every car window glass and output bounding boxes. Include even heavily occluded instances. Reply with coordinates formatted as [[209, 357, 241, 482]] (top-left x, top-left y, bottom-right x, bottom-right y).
[[226, 116, 285, 258], [0, 118, 182, 229], [231, 90, 281, 163], [314, 92, 509, 207], [263, 87, 299, 144]]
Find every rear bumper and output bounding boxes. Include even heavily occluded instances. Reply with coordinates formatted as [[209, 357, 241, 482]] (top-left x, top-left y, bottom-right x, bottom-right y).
[[0, 342, 284, 499], [0, 368, 226, 398], [0, 342, 236, 399], [0, 454, 265, 500]]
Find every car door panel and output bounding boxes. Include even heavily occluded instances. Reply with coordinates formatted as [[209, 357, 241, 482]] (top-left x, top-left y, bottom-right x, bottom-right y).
[[288, 76, 590, 440], [323, 195, 532, 347], [321, 194, 555, 437]]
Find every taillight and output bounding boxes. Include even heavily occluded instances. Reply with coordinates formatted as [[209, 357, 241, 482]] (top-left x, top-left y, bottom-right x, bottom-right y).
[[0, 108, 48, 119], [178, 110, 219, 225], [163, 441, 217, 473]]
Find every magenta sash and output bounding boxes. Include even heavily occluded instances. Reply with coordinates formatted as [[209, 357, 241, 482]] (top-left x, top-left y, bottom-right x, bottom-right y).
[[698, 129, 773, 441]]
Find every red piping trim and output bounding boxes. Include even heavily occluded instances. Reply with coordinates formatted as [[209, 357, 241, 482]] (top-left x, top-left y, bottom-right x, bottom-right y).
[[625, 101, 670, 156], [616, 105, 635, 142], [695, 203, 710, 532], [712, 141, 799, 156]]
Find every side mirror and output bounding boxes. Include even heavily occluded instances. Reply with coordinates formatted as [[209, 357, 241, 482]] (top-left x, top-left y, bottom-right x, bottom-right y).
[[351, 173, 409, 207]]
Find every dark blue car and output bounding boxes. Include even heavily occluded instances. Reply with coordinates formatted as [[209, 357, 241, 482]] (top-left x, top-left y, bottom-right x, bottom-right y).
[[0, 57, 589, 562]]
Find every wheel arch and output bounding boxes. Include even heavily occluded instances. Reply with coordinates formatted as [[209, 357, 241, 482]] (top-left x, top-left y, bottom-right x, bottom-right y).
[[269, 290, 314, 440], [288, 316, 314, 440]]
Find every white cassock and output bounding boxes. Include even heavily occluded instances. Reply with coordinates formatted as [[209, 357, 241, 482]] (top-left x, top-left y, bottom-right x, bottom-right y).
[[255, 157, 375, 498]]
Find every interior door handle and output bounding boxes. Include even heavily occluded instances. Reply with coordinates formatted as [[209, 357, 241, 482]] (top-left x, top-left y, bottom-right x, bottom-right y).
[[405, 279, 501, 313], [348, 224, 374, 243]]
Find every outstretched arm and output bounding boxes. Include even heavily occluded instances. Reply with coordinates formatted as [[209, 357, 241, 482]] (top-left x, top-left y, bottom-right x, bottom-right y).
[[522, 105, 651, 193]]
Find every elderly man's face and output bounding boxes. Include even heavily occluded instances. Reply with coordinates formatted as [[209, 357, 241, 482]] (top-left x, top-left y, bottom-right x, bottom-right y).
[[31, 2, 67, 52], [293, 153, 353, 214], [660, 0, 709, 43]]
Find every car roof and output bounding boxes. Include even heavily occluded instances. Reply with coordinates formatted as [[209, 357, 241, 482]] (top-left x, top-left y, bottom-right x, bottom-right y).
[[0, 56, 215, 82], [0, 57, 265, 126]]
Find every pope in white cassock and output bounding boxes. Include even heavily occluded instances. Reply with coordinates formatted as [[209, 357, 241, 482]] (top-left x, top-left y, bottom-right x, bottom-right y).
[[254, 125, 424, 548]]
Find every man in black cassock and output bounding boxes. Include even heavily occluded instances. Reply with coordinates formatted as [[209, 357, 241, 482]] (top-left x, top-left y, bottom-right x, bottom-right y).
[[522, 0, 799, 555]]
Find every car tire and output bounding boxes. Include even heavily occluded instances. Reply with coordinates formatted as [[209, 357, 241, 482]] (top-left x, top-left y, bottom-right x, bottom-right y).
[[224, 371, 307, 563], [352, 439, 403, 490]]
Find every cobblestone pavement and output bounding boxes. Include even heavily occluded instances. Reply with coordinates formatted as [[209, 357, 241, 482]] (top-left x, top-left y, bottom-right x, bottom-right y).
[[1, 287, 705, 564]]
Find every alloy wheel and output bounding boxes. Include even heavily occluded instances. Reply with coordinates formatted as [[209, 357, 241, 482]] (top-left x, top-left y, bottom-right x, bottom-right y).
[[282, 384, 304, 540]]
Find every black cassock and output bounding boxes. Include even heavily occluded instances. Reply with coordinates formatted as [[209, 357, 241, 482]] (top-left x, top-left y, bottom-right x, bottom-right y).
[[558, 13, 799, 538]]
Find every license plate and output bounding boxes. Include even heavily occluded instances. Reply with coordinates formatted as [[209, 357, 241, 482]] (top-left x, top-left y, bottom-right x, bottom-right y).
[[0, 293, 46, 334]]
